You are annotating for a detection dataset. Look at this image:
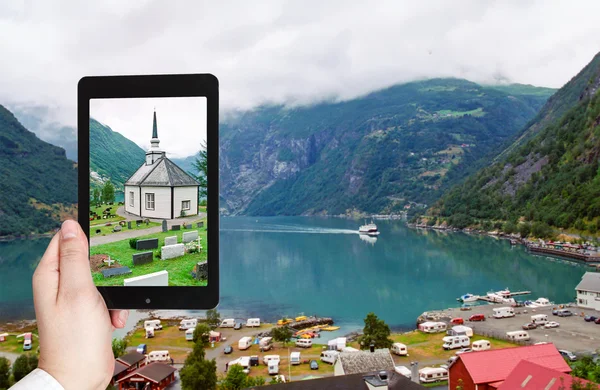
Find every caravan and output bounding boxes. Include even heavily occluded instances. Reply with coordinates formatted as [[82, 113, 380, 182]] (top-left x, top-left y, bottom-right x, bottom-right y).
[[259, 337, 273, 351], [320, 350, 340, 364], [531, 314, 548, 325], [472, 340, 491, 351], [185, 328, 194, 341], [391, 343, 408, 356], [328, 337, 346, 351], [418, 321, 447, 333], [295, 338, 312, 348], [442, 335, 470, 350], [448, 325, 473, 337], [419, 367, 448, 383], [506, 331, 530, 341], [246, 318, 261, 327], [263, 355, 280, 365], [144, 320, 163, 330], [238, 336, 253, 350], [145, 327, 155, 339], [290, 352, 301, 365], [148, 350, 171, 363], [268, 360, 279, 375], [493, 307, 515, 319], [179, 319, 198, 330], [220, 319, 236, 328]]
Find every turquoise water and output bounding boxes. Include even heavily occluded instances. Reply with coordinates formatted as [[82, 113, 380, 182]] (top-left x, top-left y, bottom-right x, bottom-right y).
[[0, 217, 592, 334]]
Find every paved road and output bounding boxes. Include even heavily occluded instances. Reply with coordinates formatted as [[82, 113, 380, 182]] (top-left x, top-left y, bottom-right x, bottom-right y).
[[0, 351, 20, 363]]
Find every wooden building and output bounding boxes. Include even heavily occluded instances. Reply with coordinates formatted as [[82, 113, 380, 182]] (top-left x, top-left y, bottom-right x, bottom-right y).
[[117, 362, 177, 390]]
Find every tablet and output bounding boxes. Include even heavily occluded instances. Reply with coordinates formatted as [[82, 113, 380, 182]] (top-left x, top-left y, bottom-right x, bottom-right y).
[[77, 74, 219, 309]]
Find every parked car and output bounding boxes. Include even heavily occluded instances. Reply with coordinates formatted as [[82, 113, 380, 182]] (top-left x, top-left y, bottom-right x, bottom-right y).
[[522, 322, 537, 330], [250, 356, 260, 366], [584, 315, 598, 322], [595, 318, 600, 325], [224, 346, 233, 354], [450, 318, 464, 325], [559, 350, 577, 362], [557, 310, 573, 317], [552, 308, 559, 316], [545, 321, 560, 329], [469, 314, 486, 322], [310, 360, 319, 370], [455, 348, 472, 355], [234, 322, 242, 330]]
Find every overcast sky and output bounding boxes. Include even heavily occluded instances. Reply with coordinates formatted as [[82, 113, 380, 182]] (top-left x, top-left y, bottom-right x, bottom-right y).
[[91, 97, 206, 158], [2, 0, 600, 138]]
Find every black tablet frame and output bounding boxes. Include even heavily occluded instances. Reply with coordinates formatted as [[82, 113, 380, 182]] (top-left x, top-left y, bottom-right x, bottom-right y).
[[77, 74, 219, 309]]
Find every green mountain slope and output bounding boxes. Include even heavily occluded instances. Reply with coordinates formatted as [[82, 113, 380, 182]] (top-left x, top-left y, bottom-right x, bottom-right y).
[[431, 52, 600, 233], [0, 105, 77, 236], [89, 118, 145, 191]]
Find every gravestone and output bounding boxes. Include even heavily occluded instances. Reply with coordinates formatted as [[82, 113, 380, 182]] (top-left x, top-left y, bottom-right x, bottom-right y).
[[183, 230, 199, 243], [101, 267, 132, 278], [113, 225, 122, 232], [198, 222, 204, 228], [127, 221, 132, 229], [162, 220, 168, 233], [194, 262, 208, 280], [161, 243, 185, 260], [171, 225, 181, 231], [132, 251, 154, 266], [164, 236, 178, 246], [119, 221, 126, 227], [124, 270, 168, 287], [136, 238, 159, 250]]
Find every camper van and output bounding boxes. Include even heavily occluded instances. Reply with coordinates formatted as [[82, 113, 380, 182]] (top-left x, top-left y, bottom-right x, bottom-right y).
[[148, 350, 171, 363], [185, 328, 194, 341], [442, 335, 470, 350], [268, 361, 279, 375], [263, 355, 280, 365], [419, 367, 448, 383], [220, 319, 236, 328], [391, 343, 409, 356], [531, 314, 548, 325], [418, 321, 447, 333], [145, 327, 155, 338], [295, 338, 312, 348], [506, 331, 530, 341], [320, 350, 340, 364], [246, 318, 261, 327], [395, 366, 411, 379], [179, 318, 198, 330], [238, 336, 253, 350], [23, 335, 32, 351], [472, 340, 491, 351], [259, 337, 273, 351], [144, 320, 162, 330], [290, 352, 301, 365], [493, 307, 515, 319], [449, 325, 473, 337]]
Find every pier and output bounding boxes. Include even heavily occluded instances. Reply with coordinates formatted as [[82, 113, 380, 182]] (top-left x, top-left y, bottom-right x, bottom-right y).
[[288, 317, 334, 330], [477, 291, 531, 303], [527, 245, 600, 263]]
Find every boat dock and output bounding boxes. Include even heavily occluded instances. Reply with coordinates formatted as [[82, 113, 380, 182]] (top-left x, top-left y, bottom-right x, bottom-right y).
[[288, 317, 334, 330], [477, 291, 531, 303], [527, 246, 600, 263]]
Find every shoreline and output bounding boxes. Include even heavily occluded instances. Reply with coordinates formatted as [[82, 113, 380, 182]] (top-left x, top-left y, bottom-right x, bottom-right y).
[[0, 233, 55, 242]]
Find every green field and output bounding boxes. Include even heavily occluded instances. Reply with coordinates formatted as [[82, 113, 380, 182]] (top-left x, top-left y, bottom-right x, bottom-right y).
[[0, 333, 38, 354], [436, 107, 485, 118], [90, 204, 125, 225]]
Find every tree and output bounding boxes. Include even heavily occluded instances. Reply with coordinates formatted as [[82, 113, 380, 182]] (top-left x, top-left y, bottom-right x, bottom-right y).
[[519, 222, 531, 238], [206, 309, 221, 330], [357, 312, 393, 350], [220, 365, 265, 389], [271, 326, 293, 347], [193, 323, 211, 348], [270, 376, 285, 384], [102, 180, 115, 204], [12, 354, 37, 382], [112, 338, 128, 358], [193, 142, 208, 199], [0, 357, 10, 390], [180, 326, 217, 390], [92, 188, 100, 204]]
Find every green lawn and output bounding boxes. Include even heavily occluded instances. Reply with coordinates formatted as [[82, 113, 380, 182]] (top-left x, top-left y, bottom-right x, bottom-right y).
[[91, 220, 207, 286], [90, 221, 161, 236], [90, 204, 125, 225], [0, 333, 38, 354], [436, 107, 485, 118]]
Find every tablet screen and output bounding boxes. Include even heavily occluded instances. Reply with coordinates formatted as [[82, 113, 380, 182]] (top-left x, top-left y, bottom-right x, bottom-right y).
[[88, 97, 208, 287]]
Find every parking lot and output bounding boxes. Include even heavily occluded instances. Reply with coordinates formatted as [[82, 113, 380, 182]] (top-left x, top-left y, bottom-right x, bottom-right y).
[[441, 304, 600, 355]]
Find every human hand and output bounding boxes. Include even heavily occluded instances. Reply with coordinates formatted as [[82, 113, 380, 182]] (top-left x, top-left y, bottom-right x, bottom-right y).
[[32, 220, 129, 390]]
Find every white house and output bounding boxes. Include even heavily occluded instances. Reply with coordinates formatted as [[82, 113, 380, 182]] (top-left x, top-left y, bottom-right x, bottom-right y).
[[124, 111, 200, 220], [576, 272, 600, 310], [333, 348, 395, 376]]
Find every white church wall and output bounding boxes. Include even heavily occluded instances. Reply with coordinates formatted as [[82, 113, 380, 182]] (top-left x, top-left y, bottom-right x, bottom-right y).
[[174, 186, 199, 217], [140, 186, 171, 219], [124, 185, 140, 216]]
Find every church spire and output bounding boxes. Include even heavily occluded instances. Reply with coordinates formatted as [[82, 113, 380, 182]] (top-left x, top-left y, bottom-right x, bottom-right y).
[[152, 109, 158, 139]]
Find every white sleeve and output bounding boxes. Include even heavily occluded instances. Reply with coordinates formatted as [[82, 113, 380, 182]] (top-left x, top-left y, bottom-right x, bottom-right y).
[[9, 368, 64, 390]]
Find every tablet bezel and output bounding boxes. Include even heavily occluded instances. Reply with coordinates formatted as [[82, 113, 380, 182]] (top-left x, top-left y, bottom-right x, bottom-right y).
[[77, 74, 219, 309]]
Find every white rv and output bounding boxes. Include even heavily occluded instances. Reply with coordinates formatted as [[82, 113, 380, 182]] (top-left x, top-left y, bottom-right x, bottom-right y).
[[179, 318, 198, 330], [290, 352, 301, 365], [493, 307, 515, 319], [185, 328, 194, 341], [419, 321, 447, 333], [238, 336, 253, 350], [144, 320, 163, 330], [449, 325, 473, 337], [259, 337, 273, 351], [145, 327, 155, 338], [295, 338, 312, 348], [419, 367, 448, 383], [506, 330, 530, 341], [442, 335, 470, 350], [268, 361, 279, 375], [246, 318, 261, 327], [395, 366, 412, 379], [238, 356, 250, 369], [220, 319, 236, 328], [472, 340, 491, 351], [320, 350, 340, 364], [531, 314, 548, 325], [147, 350, 171, 363], [263, 355, 280, 365], [391, 343, 408, 356]]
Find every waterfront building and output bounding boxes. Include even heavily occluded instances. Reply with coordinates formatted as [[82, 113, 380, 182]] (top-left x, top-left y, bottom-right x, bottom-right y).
[[575, 271, 600, 310], [498, 360, 596, 389]]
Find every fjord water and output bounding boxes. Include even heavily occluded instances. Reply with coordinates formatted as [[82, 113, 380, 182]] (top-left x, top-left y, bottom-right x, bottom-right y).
[[0, 217, 591, 333]]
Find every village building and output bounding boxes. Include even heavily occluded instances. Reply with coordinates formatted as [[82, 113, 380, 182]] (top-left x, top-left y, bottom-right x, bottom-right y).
[[111, 351, 148, 387], [576, 271, 600, 310], [497, 360, 597, 390], [117, 362, 177, 390], [124, 110, 200, 220], [448, 344, 571, 390], [334, 348, 395, 376]]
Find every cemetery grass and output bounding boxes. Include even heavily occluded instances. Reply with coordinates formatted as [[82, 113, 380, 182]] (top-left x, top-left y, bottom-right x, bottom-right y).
[[90, 221, 208, 286], [90, 204, 125, 225], [90, 221, 161, 236]]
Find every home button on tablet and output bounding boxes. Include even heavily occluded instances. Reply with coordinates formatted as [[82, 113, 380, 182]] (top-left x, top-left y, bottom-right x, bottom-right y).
[[146, 298, 151, 304]]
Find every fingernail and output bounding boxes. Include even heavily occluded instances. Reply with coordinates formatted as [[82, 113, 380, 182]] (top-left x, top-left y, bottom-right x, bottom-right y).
[[61, 220, 78, 239], [119, 310, 129, 325]]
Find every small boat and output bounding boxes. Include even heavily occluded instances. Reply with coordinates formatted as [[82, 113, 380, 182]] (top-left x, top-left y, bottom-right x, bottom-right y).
[[458, 293, 479, 303], [359, 221, 380, 236], [525, 297, 552, 308], [321, 326, 340, 331]]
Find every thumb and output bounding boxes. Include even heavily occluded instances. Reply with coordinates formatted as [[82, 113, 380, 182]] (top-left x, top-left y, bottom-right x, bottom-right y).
[[58, 220, 94, 293]]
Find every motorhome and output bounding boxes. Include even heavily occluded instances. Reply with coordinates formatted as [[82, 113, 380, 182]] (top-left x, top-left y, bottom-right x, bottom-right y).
[[418, 321, 447, 333], [290, 352, 301, 365], [394, 366, 411, 379], [391, 343, 408, 356], [179, 318, 198, 330], [246, 318, 261, 327], [185, 328, 194, 341], [506, 331, 530, 341], [263, 355, 280, 365], [442, 335, 470, 350], [238, 336, 253, 350], [472, 340, 491, 351], [259, 337, 273, 351], [239, 356, 250, 369], [268, 361, 279, 375], [419, 367, 448, 383], [220, 319, 236, 328], [147, 350, 171, 363], [145, 327, 155, 338], [295, 338, 312, 348], [448, 325, 473, 337], [144, 320, 163, 330], [328, 337, 347, 351], [320, 350, 340, 364], [531, 314, 548, 325], [493, 307, 515, 319]]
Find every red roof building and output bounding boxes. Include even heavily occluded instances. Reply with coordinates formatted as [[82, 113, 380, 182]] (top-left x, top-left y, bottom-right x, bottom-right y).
[[449, 344, 571, 390], [117, 362, 177, 390], [498, 360, 598, 390]]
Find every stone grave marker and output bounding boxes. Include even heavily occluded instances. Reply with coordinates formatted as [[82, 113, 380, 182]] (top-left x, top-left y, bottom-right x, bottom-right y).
[[127, 221, 132, 229], [171, 225, 180, 231], [103, 256, 115, 266], [161, 243, 185, 260], [101, 267, 132, 278], [194, 262, 208, 280], [164, 236, 178, 246], [132, 251, 154, 266], [198, 222, 204, 228], [183, 230, 199, 243], [136, 238, 159, 250], [124, 270, 168, 286], [162, 220, 168, 232], [113, 225, 122, 232]]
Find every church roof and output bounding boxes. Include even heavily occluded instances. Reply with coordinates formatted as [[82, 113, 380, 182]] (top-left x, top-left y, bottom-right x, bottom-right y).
[[125, 156, 200, 187]]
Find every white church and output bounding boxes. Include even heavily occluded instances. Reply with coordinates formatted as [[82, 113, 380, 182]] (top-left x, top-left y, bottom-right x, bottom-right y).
[[124, 111, 200, 220]]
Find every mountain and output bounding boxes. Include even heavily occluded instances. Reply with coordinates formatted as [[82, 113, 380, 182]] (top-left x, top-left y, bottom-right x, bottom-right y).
[[9, 105, 78, 161], [431, 52, 600, 234], [171, 155, 198, 177], [219, 78, 555, 216], [89, 118, 145, 191], [0, 104, 77, 236]]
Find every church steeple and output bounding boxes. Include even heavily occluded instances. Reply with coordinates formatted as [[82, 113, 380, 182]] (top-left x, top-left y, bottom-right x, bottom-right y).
[[146, 109, 163, 165], [152, 109, 158, 139]]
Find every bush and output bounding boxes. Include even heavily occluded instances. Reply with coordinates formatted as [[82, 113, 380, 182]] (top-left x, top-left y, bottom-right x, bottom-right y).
[[155, 250, 161, 259], [129, 238, 138, 249]]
